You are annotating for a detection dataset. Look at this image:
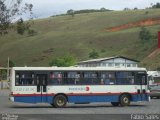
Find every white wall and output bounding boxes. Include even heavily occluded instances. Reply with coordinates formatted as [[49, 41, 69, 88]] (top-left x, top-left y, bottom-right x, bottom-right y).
[[78, 57, 138, 67]]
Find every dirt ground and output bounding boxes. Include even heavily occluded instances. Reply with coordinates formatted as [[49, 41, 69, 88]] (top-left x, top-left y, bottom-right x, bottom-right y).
[[105, 18, 160, 32]]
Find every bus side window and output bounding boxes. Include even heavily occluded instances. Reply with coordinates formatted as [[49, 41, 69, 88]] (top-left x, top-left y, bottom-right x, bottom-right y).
[[15, 73, 20, 85], [81, 71, 98, 85], [101, 72, 108, 85], [15, 72, 35, 86], [48, 72, 63, 85], [142, 75, 147, 85], [30, 73, 35, 85], [116, 72, 135, 85], [63, 72, 68, 85], [101, 72, 115, 85], [75, 72, 80, 85], [36, 76, 40, 85], [108, 73, 115, 84], [67, 72, 76, 85], [57, 73, 62, 84], [21, 74, 25, 85], [67, 71, 81, 85], [135, 73, 147, 85]]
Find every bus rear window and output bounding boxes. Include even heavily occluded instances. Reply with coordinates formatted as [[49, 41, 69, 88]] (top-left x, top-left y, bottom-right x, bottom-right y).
[[15, 71, 35, 86]]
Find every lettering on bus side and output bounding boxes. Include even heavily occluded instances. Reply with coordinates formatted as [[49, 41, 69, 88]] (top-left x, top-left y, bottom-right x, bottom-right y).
[[14, 87, 35, 92], [68, 86, 90, 91]]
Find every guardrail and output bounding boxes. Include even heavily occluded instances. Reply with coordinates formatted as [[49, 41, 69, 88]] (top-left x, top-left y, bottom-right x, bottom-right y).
[[0, 80, 9, 89]]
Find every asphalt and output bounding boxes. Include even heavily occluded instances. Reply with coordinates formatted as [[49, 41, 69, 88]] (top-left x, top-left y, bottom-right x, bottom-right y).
[[0, 90, 160, 120]]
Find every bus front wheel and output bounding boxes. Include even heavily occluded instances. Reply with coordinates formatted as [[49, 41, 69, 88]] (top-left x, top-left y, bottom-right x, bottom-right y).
[[111, 102, 119, 106], [53, 95, 67, 108], [119, 94, 130, 106], [50, 103, 55, 107]]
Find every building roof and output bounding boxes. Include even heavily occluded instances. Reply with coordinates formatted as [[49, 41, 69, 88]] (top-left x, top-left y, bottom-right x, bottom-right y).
[[148, 71, 160, 77], [78, 56, 139, 64]]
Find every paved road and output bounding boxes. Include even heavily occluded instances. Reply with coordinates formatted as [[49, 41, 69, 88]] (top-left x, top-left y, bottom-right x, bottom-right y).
[[0, 90, 160, 120]]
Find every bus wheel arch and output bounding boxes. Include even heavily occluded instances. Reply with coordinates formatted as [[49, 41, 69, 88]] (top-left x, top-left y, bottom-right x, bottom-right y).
[[111, 102, 119, 106], [52, 93, 68, 108], [119, 93, 132, 106]]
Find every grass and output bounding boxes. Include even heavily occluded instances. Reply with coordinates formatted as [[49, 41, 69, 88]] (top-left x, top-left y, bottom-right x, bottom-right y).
[[0, 9, 160, 69]]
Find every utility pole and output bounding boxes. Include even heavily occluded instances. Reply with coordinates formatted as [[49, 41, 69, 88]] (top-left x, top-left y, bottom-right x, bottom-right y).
[[7, 57, 9, 81]]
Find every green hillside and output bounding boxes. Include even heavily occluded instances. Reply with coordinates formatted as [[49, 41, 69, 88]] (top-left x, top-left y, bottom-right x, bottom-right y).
[[0, 9, 160, 69]]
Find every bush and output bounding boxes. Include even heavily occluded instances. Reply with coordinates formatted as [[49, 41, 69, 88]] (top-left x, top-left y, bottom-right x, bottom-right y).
[[28, 29, 36, 36], [9, 60, 15, 67], [139, 27, 151, 42], [89, 49, 99, 59], [49, 55, 77, 67], [101, 49, 106, 53], [17, 18, 25, 35]]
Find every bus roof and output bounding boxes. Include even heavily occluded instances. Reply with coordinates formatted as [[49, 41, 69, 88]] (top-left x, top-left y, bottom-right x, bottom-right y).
[[12, 67, 147, 71]]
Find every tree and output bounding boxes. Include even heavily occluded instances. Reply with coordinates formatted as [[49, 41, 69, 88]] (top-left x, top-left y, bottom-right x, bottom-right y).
[[124, 8, 130, 11], [17, 18, 25, 35], [0, 69, 7, 80], [151, 2, 160, 8], [134, 7, 138, 10], [157, 67, 160, 71], [139, 27, 151, 42], [49, 55, 77, 67], [67, 9, 75, 18], [100, 7, 106, 11], [0, 0, 33, 34], [9, 60, 15, 67], [89, 49, 99, 59]]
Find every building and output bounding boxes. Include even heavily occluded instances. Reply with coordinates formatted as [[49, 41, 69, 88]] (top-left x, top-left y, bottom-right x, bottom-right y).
[[147, 71, 160, 85], [77, 56, 139, 67]]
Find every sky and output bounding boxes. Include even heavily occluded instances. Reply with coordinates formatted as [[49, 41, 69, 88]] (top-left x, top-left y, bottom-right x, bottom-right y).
[[24, 0, 160, 19]]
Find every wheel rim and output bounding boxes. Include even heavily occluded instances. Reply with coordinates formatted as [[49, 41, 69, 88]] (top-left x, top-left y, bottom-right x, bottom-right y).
[[57, 97, 65, 106], [123, 97, 129, 103]]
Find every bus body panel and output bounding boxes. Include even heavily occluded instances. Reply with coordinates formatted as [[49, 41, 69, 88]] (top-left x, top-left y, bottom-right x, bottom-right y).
[[11, 85, 149, 103], [9, 67, 150, 105]]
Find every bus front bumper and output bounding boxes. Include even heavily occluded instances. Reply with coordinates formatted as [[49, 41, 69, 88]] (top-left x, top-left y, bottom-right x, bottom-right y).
[[9, 95, 14, 102]]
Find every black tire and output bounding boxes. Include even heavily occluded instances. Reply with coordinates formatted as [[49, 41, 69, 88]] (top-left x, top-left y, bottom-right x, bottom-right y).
[[54, 95, 67, 108], [111, 102, 119, 106], [50, 103, 55, 107], [119, 94, 130, 107]]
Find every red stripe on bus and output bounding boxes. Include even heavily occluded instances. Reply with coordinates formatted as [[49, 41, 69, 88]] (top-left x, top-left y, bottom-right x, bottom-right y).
[[67, 92, 139, 96]]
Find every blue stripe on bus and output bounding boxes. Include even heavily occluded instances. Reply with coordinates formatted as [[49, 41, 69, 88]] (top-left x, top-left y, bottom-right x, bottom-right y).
[[13, 94, 149, 104]]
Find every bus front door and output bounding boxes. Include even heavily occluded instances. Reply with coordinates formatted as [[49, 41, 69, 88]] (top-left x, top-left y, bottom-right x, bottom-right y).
[[36, 74, 48, 103], [137, 73, 147, 101]]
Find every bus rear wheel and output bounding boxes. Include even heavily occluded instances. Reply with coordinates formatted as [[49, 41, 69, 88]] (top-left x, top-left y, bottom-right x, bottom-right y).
[[54, 95, 67, 108], [119, 94, 130, 106], [111, 102, 119, 106]]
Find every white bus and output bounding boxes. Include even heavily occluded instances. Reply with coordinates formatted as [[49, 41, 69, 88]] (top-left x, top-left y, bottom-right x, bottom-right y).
[[9, 67, 150, 108]]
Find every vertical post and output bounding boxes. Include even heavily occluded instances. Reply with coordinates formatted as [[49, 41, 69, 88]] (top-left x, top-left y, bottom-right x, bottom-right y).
[[7, 57, 9, 81], [6, 57, 10, 89]]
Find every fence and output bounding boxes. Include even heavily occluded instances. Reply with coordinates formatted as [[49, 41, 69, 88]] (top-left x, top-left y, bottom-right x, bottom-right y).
[[0, 80, 9, 89], [0, 68, 10, 89]]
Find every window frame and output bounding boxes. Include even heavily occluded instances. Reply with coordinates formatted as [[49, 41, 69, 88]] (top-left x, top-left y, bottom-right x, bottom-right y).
[[15, 71, 36, 86], [15, 70, 147, 86]]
